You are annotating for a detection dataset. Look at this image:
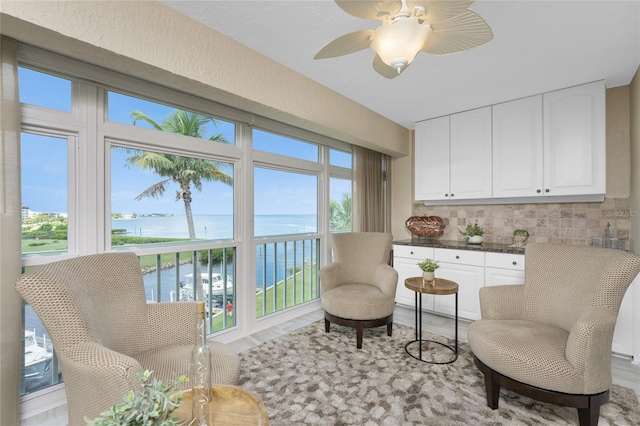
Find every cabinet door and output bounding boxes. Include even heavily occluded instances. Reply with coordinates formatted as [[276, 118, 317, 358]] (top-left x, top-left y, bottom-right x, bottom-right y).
[[393, 256, 434, 310], [492, 95, 544, 198], [450, 107, 492, 199], [485, 267, 525, 287], [414, 116, 450, 201], [543, 81, 605, 196], [434, 262, 484, 320]]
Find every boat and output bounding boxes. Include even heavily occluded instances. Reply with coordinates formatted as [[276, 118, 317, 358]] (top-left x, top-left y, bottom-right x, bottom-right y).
[[24, 330, 53, 382], [180, 272, 234, 300]]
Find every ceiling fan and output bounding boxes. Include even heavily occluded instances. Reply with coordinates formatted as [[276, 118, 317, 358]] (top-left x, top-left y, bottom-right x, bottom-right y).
[[314, 0, 493, 79]]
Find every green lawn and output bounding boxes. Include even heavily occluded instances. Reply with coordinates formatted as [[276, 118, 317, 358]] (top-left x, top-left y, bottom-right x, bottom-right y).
[[208, 263, 318, 332], [255, 261, 318, 317], [22, 239, 68, 253]]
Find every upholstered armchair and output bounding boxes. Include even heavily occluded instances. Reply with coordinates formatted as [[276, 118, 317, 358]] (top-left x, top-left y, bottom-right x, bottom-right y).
[[468, 243, 640, 426], [15, 252, 240, 426], [320, 232, 398, 349]]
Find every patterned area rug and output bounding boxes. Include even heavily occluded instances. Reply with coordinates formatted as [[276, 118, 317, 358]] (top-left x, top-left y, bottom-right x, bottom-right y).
[[238, 321, 640, 425]]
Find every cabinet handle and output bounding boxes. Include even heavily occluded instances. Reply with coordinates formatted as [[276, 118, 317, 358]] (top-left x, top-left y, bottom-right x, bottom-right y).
[[451, 193, 454, 197], [545, 189, 550, 193], [512, 261, 517, 265], [410, 251, 414, 255], [456, 255, 460, 259], [445, 194, 449, 197], [536, 189, 541, 193]]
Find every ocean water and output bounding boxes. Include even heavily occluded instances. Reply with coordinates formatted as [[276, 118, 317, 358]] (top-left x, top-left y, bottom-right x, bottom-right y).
[[112, 214, 317, 240]]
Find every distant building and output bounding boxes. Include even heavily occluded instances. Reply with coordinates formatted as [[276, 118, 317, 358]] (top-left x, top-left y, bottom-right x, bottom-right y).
[[21, 206, 67, 222]]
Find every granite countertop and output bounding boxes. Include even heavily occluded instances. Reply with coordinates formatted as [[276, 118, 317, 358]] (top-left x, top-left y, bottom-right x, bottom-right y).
[[393, 238, 526, 254]]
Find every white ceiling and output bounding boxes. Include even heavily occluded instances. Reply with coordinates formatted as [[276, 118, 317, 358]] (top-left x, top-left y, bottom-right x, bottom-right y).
[[161, 0, 640, 129]]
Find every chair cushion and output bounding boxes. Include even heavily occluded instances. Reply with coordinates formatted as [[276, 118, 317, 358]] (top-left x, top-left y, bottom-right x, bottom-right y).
[[133, 342, 241, 388], [321, 283, 395, 320], [468, 319, 596, 394]]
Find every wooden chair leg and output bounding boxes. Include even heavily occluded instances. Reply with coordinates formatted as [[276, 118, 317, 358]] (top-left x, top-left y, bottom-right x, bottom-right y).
[[356, 323, 364, 349], [484, 371, 500, 409], [387, 322, 393, 337], [324, 318, 330, 333], [577, 399, 601, 426]]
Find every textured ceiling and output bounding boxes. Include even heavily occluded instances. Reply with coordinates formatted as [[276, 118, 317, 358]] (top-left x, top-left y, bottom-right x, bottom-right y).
[[161, 0, 640, 129]]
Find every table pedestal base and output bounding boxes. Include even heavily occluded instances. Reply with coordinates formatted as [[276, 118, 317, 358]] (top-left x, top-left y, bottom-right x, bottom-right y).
[[405, 339, 457, 364], [405, 284, 458, 365]]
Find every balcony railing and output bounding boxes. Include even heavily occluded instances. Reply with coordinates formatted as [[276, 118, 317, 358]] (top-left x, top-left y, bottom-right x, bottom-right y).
[[255, 236, 320, 318]]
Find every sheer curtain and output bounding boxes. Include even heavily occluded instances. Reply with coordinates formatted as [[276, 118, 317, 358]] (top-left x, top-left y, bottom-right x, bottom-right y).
[[352, 145, 391, 233], [0, 35, 24, 423]]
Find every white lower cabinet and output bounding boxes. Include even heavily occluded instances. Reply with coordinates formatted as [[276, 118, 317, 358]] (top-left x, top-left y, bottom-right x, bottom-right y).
[[434, 248, 484, 320], [484, 252, 525, 287], [392, 245, 434, 309]]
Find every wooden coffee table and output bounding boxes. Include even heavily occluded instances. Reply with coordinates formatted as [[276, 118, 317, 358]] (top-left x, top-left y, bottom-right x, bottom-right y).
[[404, 277, 459, 364], [173, 385, 269, 425]]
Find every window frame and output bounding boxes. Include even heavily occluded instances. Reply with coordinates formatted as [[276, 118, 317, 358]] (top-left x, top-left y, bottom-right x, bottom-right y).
[[15, 43, 355, 410]]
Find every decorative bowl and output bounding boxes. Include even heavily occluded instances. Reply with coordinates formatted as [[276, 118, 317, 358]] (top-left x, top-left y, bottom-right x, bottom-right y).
[[405, 216, 446, 237]]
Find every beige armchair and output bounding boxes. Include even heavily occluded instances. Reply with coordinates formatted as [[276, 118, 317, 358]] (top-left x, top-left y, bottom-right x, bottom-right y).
[[468, 243, 640, 426], [15, 252, 240, 426], [320, 232, 398, 349]]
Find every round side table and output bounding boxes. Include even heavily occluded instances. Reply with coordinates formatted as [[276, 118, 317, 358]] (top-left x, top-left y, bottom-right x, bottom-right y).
[[173, 385, 269, 425], [404, 277, 459, 364]]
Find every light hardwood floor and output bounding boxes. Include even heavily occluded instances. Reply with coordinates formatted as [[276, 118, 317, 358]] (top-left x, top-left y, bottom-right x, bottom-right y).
[[227, 304, 640, 394]]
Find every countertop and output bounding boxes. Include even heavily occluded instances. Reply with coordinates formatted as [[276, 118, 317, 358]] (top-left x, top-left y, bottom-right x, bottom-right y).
[[393, 238, 526, 254]]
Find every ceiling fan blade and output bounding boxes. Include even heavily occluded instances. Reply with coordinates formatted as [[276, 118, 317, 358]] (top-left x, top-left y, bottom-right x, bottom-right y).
[[335, 0, 402, 21], [372, 55, 406, 79], [314, 30, 374, 59], [407, 0, 474, 22], [422, 9, 493, 55]]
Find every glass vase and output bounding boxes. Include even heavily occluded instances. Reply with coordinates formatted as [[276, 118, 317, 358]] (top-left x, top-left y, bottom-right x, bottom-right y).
[[191, 301, 212, 425]]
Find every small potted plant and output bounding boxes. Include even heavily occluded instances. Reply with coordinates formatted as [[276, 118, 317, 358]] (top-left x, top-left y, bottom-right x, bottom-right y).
[[513, 229, 529, 248], [85, 370, 187, 425], [417, 258, 439, 285], [459, 221, 485, 244]]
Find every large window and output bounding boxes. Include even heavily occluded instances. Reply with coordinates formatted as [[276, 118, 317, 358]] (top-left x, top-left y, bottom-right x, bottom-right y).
[[254, 166, 320, 317], [18, 67, 71, 112], [15, 56, 351, 404], [253, 129, 318, 162], [253, 167, 318, 237], [110, 145, 235, 246], [21, 133, 70, 256], [107, 91, 236, 145], [329, 149, 353, 232]]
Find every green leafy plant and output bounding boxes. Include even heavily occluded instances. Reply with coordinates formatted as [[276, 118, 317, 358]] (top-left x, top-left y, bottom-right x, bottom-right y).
[[459, 221, 485, 237], [84, 370, 187, 426], [417, 258, 440, 272], [513, 229, 529, 237]]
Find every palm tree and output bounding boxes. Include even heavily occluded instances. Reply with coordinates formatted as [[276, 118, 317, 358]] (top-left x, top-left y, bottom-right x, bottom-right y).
[[127, 110, 233, 300], [330, 193, 352, 231]]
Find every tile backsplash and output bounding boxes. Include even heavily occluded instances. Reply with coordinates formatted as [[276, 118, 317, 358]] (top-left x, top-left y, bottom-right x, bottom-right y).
[[412, 198, 632, 249]]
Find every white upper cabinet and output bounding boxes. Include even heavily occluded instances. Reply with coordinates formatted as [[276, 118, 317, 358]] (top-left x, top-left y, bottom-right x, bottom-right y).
[[416, 81, 606, 203], [449, 107, 492, 200], [414, 116, 450, 201], [415, 107, 492, 202], [492, 95, 544, 198], [543, 81, 605, 196]]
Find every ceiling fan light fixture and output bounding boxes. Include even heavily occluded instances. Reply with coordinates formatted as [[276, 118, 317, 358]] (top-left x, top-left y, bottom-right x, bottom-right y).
[[370, 17, 431, 73]]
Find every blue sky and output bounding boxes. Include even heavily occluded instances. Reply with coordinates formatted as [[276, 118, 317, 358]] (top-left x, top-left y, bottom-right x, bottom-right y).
[[19, 66, 351, 217]]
